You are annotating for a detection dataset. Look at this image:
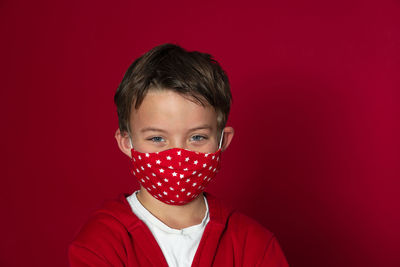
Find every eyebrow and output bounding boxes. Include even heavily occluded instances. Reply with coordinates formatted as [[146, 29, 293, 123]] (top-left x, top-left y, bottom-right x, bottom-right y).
[[140, 127, 168, 133], [140, 124, 212, 133], [188, 124, 213, 131]]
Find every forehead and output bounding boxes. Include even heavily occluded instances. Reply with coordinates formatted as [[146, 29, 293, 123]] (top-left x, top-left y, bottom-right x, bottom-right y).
[[130, 89, 218, 132]]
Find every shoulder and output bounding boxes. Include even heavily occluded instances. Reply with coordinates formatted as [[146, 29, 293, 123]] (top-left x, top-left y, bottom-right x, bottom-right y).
[[229, 214, 290, 267], [226, 212, 289, 266], [205, 192, 275, 245], [72, 194, 137, 244], [71, 208, 126, 246], [206, 193, 273, 236], [205, 194, 289, 266], [229, 210, 275, 245], [68, 194, 139, 266]]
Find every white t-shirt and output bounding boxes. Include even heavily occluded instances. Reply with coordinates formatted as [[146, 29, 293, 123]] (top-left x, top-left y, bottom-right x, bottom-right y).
[[126, 191, 210, 267]]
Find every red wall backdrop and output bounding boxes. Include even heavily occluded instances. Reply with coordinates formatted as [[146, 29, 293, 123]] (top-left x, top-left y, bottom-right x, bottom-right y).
[[1, 0, 399, 266]]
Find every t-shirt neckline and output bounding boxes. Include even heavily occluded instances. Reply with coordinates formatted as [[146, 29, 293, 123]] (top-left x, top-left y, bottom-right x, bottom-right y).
[[127, 190, 210, 235]]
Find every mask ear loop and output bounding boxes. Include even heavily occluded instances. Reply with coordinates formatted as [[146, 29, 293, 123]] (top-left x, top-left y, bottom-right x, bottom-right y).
[[129, 137, 133, 149], [126, 125, 134, 149], [218, 129, 224, 150], [127, 131, 135, 160]]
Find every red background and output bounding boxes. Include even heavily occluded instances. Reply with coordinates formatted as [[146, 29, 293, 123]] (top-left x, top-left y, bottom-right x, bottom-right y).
[[1, 0, 399, 266]]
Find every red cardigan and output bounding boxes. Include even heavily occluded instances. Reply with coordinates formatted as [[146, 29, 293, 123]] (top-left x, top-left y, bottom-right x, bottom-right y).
[[69, 192, 289, 267]]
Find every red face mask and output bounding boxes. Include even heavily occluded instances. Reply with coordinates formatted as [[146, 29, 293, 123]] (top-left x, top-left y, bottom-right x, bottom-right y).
[[129, 131, 224, 205]]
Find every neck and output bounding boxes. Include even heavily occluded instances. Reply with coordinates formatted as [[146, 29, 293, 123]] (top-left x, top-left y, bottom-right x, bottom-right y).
[[136, 186, 207, 229]]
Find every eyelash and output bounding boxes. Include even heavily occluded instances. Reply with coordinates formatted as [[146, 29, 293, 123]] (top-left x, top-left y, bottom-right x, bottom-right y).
[[148, 136, 165, 143], [190, 135, 208, 142]]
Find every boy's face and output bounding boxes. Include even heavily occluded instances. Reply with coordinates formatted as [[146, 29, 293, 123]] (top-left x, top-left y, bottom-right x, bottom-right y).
[[118, 89, 232, 156]]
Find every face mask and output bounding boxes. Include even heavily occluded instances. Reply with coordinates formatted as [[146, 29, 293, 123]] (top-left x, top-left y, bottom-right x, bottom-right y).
[[128, 131, 224, 205]]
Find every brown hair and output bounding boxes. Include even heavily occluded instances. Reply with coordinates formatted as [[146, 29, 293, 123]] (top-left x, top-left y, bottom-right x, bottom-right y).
[[114, 43, 232, 136]]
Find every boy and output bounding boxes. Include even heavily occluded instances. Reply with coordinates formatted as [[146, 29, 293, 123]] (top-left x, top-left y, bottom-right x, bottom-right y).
[[69, 44, 289, 266]]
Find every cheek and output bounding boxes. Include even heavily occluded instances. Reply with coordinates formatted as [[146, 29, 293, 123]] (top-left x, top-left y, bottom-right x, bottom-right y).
[[130, 138, 152, 153], [134, 144, 160, 154]]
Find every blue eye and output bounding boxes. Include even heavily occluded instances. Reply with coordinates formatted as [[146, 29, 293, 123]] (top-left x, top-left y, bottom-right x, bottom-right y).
[[191, 135, 207, 142], [148, 136, 165, 143]]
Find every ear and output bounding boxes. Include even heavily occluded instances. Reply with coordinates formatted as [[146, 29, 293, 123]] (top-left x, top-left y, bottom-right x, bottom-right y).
[[220, 126, 234, 152], [114, 128, 132, 158]]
